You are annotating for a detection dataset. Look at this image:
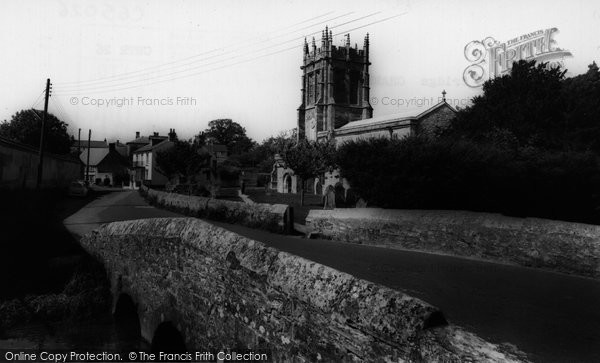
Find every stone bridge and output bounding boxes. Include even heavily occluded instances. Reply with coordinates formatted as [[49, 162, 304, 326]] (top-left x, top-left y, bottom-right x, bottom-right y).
[[80, 217, 526, 362]]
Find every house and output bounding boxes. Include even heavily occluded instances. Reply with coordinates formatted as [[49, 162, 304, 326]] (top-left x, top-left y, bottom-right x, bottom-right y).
[[70, 139, 108, 156], [206, 143, 228, 169], [125, 132, 151, 160], [132, 131, 175, 186], [80, 142, 129, 186], [113, 140, 128, 158], [195, 143, 229, 186]]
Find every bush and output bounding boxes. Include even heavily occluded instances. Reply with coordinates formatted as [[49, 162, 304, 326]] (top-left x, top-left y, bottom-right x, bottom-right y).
[[172, 183, 211, 197], [337, 136, 600, 223]]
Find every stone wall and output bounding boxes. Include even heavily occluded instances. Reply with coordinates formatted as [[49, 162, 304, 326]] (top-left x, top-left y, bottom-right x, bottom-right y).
[[0, 136, 80, 189], [139, 185, 292, 233], [81, 217, 527, 362], [416, 103, 455, 137], [306, 208, 600, 279]]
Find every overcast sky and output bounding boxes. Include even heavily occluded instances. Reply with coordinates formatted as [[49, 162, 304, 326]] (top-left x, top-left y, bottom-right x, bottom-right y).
[[1, 0, 599, 143]]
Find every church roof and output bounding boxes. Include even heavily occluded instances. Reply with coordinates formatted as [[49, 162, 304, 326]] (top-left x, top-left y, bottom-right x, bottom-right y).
[[337, 101, 456, 132]]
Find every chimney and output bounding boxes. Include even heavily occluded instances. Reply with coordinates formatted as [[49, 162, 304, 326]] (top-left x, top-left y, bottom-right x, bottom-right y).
[[135, 131, 140, 139], [168, 128, 176, 141], [150, 133, 165, 146]]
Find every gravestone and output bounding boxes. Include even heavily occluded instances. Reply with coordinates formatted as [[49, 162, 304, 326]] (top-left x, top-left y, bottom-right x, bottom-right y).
[[324, 186, 336, 209], [334, 183, 346, 207]]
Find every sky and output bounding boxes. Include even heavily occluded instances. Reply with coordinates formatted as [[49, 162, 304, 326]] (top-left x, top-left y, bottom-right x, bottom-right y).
[[1, 0, 599, 143]]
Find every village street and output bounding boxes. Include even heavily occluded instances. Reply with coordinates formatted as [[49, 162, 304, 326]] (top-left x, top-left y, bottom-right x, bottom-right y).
[[64, 190, 600, 363]]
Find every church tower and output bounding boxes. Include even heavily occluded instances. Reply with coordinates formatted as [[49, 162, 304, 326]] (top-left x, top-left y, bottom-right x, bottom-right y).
[[297, 28, 373, 141]]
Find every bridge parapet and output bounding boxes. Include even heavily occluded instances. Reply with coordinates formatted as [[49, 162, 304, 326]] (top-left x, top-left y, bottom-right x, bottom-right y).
[[140, 185, 292, 233], [81, 217, 527, 362]]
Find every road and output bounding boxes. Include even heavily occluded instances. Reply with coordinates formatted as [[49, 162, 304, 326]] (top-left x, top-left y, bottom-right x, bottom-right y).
[[64, 190, 600, 363]]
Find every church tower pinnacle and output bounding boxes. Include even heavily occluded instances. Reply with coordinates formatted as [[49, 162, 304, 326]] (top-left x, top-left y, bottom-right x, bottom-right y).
[[297, 28, 373, 141]]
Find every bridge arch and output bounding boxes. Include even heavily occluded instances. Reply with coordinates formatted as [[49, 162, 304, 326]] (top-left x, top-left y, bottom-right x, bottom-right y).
[[151, 322, 186, 353], [113, 293, 141, 342]]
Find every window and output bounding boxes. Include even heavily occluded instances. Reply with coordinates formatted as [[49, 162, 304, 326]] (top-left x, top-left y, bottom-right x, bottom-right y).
[[350, 71, 359, 104], [315, 71, 321, 101], [333, 69, 346, 103], [307, 73, 314, 104]]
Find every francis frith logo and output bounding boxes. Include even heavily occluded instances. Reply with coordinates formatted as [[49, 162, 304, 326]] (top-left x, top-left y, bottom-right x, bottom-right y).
[[463, 28, 572, 87]]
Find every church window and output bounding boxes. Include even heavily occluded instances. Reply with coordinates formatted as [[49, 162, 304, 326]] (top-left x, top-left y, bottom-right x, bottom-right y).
[[307, 74, 314, 104], [350, 71, 360, 104], [333, 69, 345, 103], [315, 71, 321, 101]]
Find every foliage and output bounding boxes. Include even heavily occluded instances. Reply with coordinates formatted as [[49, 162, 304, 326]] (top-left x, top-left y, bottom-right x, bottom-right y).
[[0, 109, 72, 154], [278, 137, 336, 205], [337, 136, 600, 223], [155, 139, 209, 183], [216, 160, 241, 183], [231, 129, 297, 171], [560, 61, 600, 152], [203, 119, 255, 155], [279, 138, 336, 181], [449, 60, 600, 153], [322, 59, 600, 223]]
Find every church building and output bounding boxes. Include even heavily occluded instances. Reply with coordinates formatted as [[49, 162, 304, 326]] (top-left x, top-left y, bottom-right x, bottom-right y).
[[273, 28, 457, 196]]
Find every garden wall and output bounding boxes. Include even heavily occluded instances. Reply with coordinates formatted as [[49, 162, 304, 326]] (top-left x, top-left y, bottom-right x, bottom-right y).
[[306, 208, 600, 278], [0, 136, 80, 189]]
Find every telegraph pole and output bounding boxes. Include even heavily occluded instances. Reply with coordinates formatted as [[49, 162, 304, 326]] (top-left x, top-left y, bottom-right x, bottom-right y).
[[36, 78, 52, 189], [78, 128, 82, 179], [86, 129, 91, 184]]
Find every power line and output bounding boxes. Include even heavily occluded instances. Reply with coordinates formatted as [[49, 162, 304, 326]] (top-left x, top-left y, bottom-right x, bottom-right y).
[[27, 89, 46, 121], [54, 11, 357, 92], [50, 97, 71, 124], [54, 11, 341, 87], [54, 12, 391, 95], [30, 89, 45, 110], [54, 13, 399, 95]]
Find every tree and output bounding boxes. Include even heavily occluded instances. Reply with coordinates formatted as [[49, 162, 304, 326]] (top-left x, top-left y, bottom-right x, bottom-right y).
[[203, 119, 255, 155], [561, 61, 600, 152], [0, 109, 72, 154], [450, 60, 600, 154], [231, 129, 297, 172], [155, 138, 210, 186], [278, 137, 336, 206], [450, 60, 567, 150]]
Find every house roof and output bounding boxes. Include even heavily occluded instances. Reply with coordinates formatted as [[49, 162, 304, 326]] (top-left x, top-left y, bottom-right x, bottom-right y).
[[71, 140, 108, 148], [79, 147, 109, 166], [126, 136, 150, 145], [97, 150, 130, 173], [337, 101, 456, 132], [133, 139, 173, 153]]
